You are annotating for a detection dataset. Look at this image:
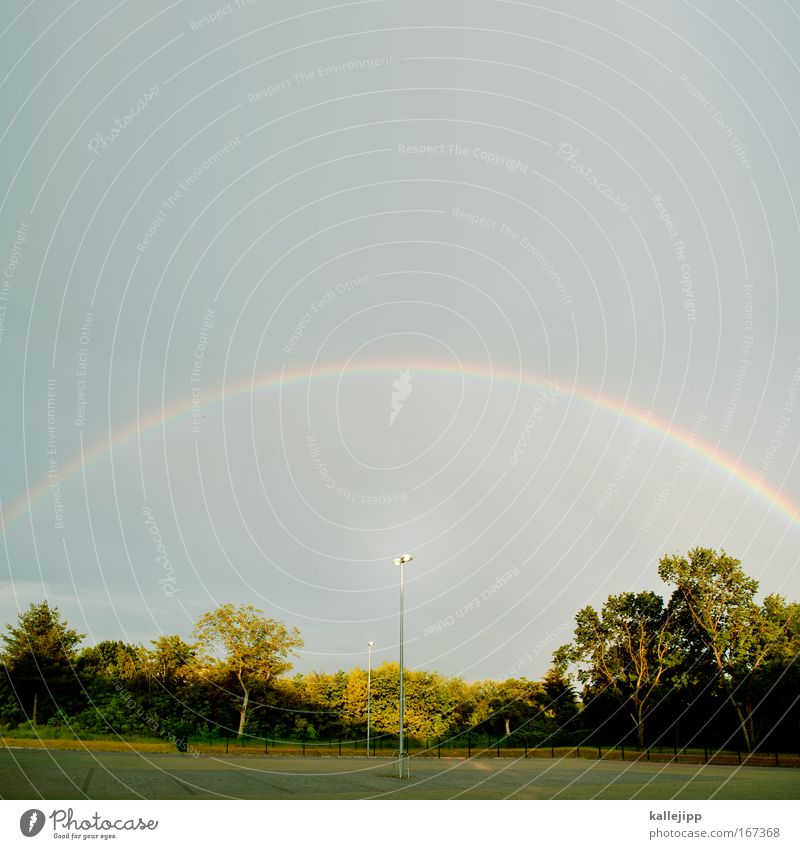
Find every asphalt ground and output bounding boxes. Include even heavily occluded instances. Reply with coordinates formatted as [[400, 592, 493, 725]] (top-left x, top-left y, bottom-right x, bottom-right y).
[[2, 749, 798, 800]]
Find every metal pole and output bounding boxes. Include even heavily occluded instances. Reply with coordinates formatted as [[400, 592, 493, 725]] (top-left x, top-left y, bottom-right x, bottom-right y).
[[367, 641, 373, 757], [392, 553, 412, 779], [399, 560, 405, 779]]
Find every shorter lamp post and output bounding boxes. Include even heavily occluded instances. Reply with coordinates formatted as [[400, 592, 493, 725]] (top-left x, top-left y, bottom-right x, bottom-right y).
[[367, 641, 374, 756]]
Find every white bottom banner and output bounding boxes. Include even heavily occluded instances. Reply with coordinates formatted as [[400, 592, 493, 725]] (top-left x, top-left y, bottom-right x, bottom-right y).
[[1, 800, 796, 849]]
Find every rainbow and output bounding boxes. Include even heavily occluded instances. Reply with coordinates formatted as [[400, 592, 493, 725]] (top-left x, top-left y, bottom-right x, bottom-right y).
[[2, 361, 798, 533]]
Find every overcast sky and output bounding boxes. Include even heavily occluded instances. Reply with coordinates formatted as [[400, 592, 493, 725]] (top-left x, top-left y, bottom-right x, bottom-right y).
[[1, 0, 799, 682]]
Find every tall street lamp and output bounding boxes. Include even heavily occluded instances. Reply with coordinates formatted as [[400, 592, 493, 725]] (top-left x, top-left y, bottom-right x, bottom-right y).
[[392, 553, 413, 778], [366, 641, 374, 757]]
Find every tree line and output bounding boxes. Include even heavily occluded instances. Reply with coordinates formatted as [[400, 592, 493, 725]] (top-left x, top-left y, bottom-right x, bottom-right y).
[[556, 548, 799, 753], [1, 548, 797, 752]]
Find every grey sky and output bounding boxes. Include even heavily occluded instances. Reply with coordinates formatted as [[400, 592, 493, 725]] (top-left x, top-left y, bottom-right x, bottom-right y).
[[1, 0, 799, 682]]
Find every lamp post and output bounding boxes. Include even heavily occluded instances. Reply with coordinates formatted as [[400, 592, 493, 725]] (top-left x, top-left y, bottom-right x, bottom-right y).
[[392, 553, 413, 778], [367, 641, 374, 756]]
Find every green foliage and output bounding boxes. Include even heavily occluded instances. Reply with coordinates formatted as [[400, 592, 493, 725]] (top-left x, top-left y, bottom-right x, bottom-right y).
[[541, 667, 579, 727], [556, 548, 800, 751], [560, 590, 681, 746], [77, 641, 145, 698], [1, 564, 797, 755], [1, 602, 85, 725], [658, 547, 789, 750], [146, 635, 197, 687], [1, 602, 85, 665], [194, 604, 303, 737], [341, 663, 457, 738]]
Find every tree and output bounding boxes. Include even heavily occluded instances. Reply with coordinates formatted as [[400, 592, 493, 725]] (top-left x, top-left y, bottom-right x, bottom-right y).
[[145, 635, 197, 688], [1, 602, 84, 725], [342, 667, 370, 733], [403, 669, 457, 739], [287, 669, 347, 738], [193, 604, 303, 737], [342, 662, 458, 741], [78, 640, 143, 685], [486, 678, 547, 738], [659, 548, 789, 751], [559, 591, 680, 746], [750, 598, 800, 750], [541, 666, 579, 730]]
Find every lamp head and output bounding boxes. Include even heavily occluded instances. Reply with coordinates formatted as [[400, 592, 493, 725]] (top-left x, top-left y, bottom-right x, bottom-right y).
[[368, 641, 375, 647], [392, 553, 414, 566]]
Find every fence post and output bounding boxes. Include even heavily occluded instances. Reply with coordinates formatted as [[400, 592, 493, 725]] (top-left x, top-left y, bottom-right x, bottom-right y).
[[525, 741, 528, 758], [438, 739, 441, 758], [646, 746, 649, 761], [225, 737, 229, 754], [598, 745, 601, 759], [338, 738, 341, 756], [621, 745, 625, 761], [576, 746, 580, 758], [551, 744, 554, 759], [496, 740, 500, 757], [468, 734, 471, 758], [264, 737, 268, 755]]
